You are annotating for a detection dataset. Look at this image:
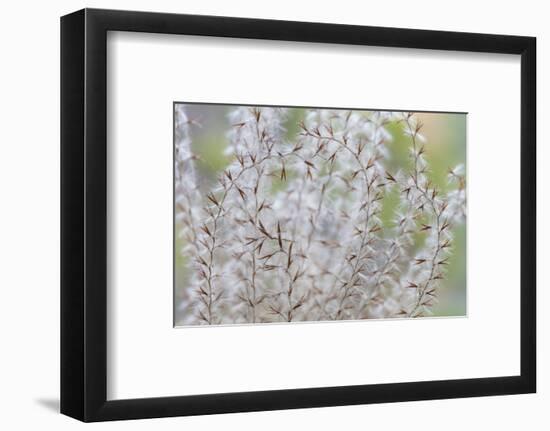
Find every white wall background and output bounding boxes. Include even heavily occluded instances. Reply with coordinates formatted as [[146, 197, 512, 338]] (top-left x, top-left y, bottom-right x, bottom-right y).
[[0, 0, 546, 429]]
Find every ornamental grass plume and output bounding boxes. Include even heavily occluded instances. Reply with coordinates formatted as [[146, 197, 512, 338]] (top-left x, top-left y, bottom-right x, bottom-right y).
[[175, 105, 466, 325]]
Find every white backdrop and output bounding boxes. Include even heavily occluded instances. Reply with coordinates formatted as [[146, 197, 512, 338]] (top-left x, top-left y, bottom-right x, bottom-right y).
[[108, 32, 520, 399], [0, 0, 547, 429]]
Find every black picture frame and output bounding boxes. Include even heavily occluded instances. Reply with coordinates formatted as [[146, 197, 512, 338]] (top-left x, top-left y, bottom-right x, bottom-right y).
[[61, 8, 536, 422]]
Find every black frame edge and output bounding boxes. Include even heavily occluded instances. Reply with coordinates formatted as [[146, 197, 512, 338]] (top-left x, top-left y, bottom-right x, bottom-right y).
[[83, 7, 110, 422], [61, 8, 537, 422], [95, 376, 526, 422], [519, 36, 536, 394], [60, 9, 86, 421]]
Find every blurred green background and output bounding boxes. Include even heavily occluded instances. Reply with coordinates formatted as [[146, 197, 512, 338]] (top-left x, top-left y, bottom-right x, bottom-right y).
[[175, 104, 466, 319]]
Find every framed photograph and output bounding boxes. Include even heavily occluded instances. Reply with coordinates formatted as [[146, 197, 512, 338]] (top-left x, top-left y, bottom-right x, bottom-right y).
[[61, 8, 536, 422]]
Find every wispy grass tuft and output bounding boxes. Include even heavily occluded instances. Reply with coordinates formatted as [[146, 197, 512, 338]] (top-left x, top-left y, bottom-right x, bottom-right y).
[[175, 106, 466, 325]]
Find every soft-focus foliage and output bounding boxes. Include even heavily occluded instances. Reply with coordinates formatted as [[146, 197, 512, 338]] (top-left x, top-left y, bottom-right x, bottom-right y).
[[175, 104, 466, 325]]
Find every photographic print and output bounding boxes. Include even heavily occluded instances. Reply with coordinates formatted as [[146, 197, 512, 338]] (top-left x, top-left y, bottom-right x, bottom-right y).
[[174, 103, 466, 326]]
